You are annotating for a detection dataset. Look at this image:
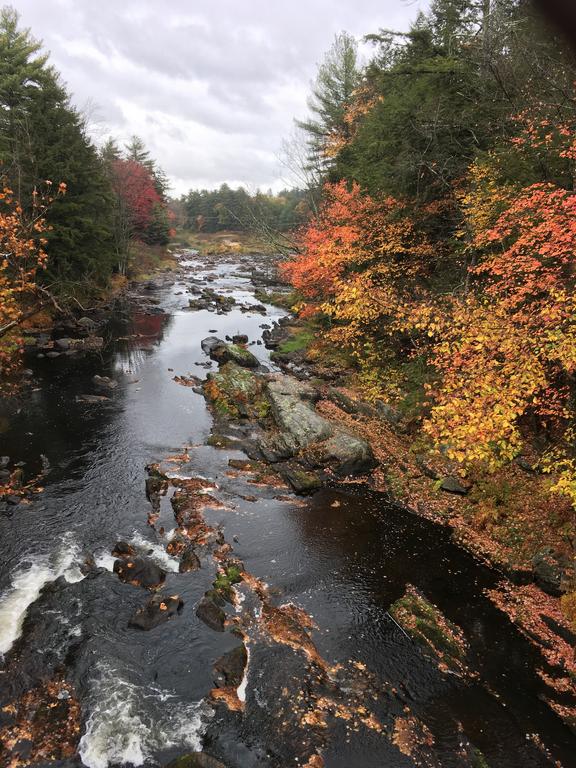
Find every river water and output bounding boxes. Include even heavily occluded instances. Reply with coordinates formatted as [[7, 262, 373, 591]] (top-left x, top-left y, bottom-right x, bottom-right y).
[[0, 252, 574, 768]]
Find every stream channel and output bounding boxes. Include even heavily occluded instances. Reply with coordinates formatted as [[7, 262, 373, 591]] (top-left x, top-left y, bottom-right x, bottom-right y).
[[0, 250, 575, 768]]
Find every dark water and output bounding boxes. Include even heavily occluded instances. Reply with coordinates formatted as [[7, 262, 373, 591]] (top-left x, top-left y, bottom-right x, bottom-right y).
[[0, 253, 574, 768]]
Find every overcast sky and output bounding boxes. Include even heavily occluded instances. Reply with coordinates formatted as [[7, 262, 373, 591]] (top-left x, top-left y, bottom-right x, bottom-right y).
[[12, 0, 426, 196]]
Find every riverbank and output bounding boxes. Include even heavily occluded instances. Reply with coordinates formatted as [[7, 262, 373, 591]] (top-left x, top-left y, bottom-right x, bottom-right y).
[[0, 246, 574, 768], [257, 293, 576, 733]]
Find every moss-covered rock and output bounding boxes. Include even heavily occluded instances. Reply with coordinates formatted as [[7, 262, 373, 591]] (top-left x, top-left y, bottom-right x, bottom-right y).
[[203, 363, 269, 420], [389, 586, 469, 675]]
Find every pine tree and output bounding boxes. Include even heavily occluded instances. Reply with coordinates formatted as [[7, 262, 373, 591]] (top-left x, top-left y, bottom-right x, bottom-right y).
[[0, 8, 116, 286], [296, 32, 360, 177]]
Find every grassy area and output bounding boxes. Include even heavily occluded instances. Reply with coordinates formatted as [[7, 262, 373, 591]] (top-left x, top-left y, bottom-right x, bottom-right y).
[[175, 229, 279, 256], [128, 241, 178, 282]]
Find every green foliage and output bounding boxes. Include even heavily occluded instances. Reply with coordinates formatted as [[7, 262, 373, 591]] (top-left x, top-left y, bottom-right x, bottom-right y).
[[296, 31, 360, 175], [0, 8, 116, 287], [182, 184, 309, 234]]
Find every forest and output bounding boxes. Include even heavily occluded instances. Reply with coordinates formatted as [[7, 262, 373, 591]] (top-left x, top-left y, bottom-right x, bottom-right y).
[[0, 1, 576, 766], [281, 0, 576, 627]]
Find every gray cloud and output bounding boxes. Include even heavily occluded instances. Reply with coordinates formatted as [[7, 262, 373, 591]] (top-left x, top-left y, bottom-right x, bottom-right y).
[[11, 0, 427, 194]]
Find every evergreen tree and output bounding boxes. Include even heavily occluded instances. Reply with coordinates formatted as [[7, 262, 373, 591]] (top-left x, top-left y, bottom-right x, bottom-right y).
[[296, 32, 360, 177], [0, 8, 116, 286]]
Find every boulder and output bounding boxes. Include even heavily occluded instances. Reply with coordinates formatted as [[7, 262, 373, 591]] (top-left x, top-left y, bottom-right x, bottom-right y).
[[532, 548, 570, 596], [204, 363, 268, 420], [54, 338, 72, 351], [129, 593, 183, 630], [232, 334, 249, 345], [266, 378, 331, 451], [113, 556, 166, 589], [439, 476, 469, 495], [196, 595, 226, 632], [278, 465, 323, 495], [180, 547, 201, 573], [309, 429, 377, 476], [201, 337, 223, 355], [201, 337, 259, 369], [213, 644, 247, 688], [112, 541, 136, 558]]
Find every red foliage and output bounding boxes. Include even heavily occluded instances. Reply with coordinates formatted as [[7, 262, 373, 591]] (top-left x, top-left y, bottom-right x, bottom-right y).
[[111, 159, 161, 233]]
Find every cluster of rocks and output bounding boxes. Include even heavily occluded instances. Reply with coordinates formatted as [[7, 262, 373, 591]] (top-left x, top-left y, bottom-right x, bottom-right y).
[[186, 286, 267, 316], [201, 342, 376, 493], [24, 315, 107, 361]]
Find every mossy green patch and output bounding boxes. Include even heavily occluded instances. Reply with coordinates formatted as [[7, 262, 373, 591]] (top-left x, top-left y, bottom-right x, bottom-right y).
[[389, 587, 468, 673]]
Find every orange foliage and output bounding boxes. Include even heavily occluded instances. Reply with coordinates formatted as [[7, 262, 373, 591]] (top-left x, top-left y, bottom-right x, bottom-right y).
[[0, 182, 62, 381]]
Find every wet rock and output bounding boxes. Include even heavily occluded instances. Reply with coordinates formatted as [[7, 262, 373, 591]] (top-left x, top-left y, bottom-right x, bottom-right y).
[[439, 476, 469, 495], [129, 593, 183, 630], [206, 434, 243, 449], [92, 375, 118, 391], [196, 595, 226, 632], [202, 337, 259, 369], [0, 456, 9, 469], [113, 556, 166, 589], [309, 430, 377, 476], [278, 465, 323, 495], [232, 334, 248, 345], [46, 351, 61, 359], [112, 541, 136, 558], [180, 547, 201, 573], [204, 363, 268, 420], [266, 378, 331, 451], [164, 754, 227, 768], [214, 644, 247, 688], [201, 337, 223, 355]]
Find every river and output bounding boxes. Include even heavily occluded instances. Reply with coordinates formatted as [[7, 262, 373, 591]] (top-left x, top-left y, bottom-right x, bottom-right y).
[[0, 251, 574, 768]]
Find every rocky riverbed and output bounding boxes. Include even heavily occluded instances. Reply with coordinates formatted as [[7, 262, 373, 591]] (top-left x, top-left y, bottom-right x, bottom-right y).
[[0, 248, 574, 768]]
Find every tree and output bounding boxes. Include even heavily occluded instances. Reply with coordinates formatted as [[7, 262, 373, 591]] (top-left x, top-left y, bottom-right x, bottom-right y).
[[0, 8, 116, 287], [296, 32, 360, 178], [0, 181, 62, 382]]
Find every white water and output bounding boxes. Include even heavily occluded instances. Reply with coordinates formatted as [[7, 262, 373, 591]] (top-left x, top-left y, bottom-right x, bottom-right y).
[[237, 643, 250, 703], [94, 533, 180, 574], [79, 663, 206, 768], [128, 531, 180, 572], [0, 535, 80, 658]]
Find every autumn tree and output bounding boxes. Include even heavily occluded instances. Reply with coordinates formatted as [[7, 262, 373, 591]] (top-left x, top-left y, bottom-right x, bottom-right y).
[[0, 181, 63, 381]]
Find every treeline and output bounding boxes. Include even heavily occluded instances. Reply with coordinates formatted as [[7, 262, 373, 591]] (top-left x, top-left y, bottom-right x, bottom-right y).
[[181, 185, 310, 233], [284, 1, 576, 508], [0, 8, 172, 291]]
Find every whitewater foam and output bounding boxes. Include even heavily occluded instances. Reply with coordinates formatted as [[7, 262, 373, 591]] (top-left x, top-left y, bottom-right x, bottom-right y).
[[79, 663, 206, 768], [128, 531, 180, 572], [0, 535, 80, 658]]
